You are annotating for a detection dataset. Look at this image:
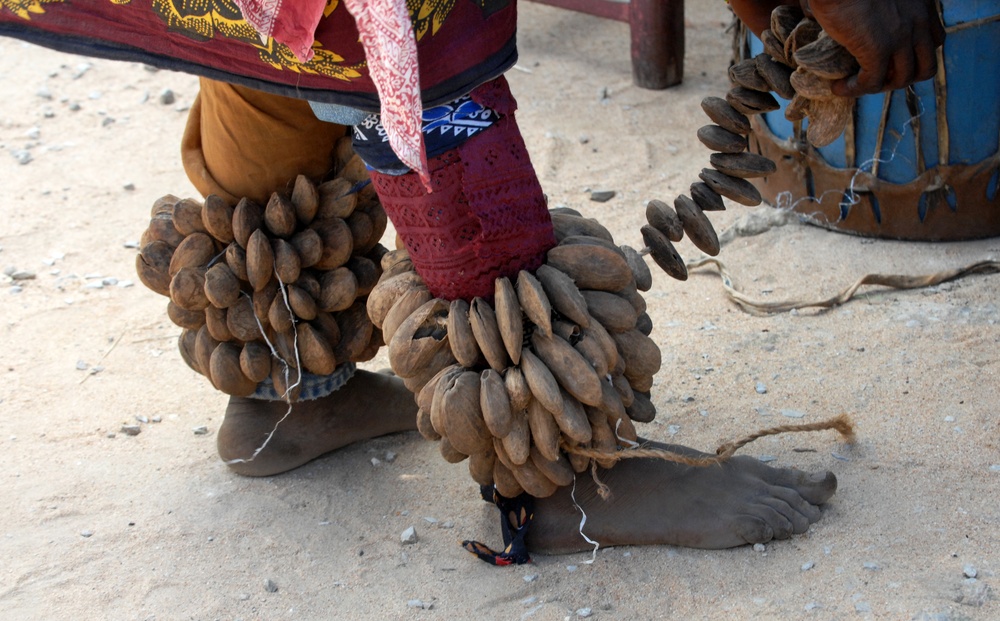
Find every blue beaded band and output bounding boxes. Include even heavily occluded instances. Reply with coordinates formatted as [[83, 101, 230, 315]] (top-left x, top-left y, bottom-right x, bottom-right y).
[[248, 362, 357, 402]]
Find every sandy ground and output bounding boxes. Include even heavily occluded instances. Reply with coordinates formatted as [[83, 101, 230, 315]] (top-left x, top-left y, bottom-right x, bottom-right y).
[[1, 3, 998, 620]]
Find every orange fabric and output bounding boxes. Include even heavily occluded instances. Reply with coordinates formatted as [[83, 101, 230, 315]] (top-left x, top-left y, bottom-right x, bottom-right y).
[[181, 77, 347, 204]]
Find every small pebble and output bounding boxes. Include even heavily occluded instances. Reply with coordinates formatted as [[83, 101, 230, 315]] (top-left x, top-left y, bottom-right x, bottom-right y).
[[36, 86, 53, 100], [437, 521, 454, 529], [123, 241, 140, 249], [135, 415, 149, 424], [26, 127, 40, 139], [123, 182, 136, 191], [3, 266, 16, 276], [831, 452, 851, 462], [158, 88, 176, 105], [263, 579, 278, 593], [11, 271, 36, 281], [370, 457, 382, 467], [88, 90, 102, 100], [72, 62, 91, 79], [101, 277, 118, 286], [667, 425, 680, 436], [863, 562, 880, 571], [384, 451, 396, 462], [151, 415, 162, 423], [755, 381, 767, 394], [963, 565, 977, 579], [400, 526, 418, 544], [780, 409, 805, 419], [120, 425, 141, 436], [944, 415, 955, 422], [758, 455, 777, 463], [523, 574, 538, 583], [192, 426, 208, 435], [804, 602, 820, 611], [753, 543, 766, 552], [101, 117, 115, 127], [989, 464, 1000, 472], [75, 360, 89, 371], [12, 150, 33, 165], [9, 285, 23, 294], [576, 608, 593, 618], [117, 280, 134, 288], [801, 561, 815, 571], [566, 565, 578, 572], [423, 517, 438, 524], [407, 599, 432, 610], [589, 190, 615, 203], [80, 530, 93, 538], [68, 101, 81, 112], [237, 593, 251, 601], [855, 602, 872, 613], [89, 366, 104, 375], [106, 432, 116, 439]]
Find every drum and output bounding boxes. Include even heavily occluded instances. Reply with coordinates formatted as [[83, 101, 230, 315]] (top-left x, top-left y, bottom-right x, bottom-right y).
[[737, 1, 1000, 241]]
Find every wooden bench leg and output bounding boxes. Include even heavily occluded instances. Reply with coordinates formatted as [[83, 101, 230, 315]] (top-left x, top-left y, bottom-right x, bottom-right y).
[[630, 0, 684, 89]]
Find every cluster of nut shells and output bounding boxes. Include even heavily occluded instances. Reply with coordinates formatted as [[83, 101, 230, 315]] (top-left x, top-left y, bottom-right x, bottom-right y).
[[135, 140, 389, 399], [742, 5, 858, 147], [367, 210, 660, 498], [640, 6, 860, 281]]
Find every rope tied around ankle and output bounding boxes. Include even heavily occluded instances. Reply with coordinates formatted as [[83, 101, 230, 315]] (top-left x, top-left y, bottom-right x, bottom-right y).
[[565, 413, 856, 499]]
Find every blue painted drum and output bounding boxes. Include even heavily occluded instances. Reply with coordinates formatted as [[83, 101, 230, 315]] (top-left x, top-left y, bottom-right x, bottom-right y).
[[740, 1, 1000, 240]]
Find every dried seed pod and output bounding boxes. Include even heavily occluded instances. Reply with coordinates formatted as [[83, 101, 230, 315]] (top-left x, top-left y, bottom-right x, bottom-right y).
[[516, 270, 553, 337], [469, 297, 510, 372], [252, 279, 278, 327], [366, 271, 423, 327], [509, 454, 559, 498], [535, 264, 590, 328], [619, 245, 652, 292], [530, 332, 603, 407], [567, 450, 590, 474], [291, 174, 319, 225], [429, 365, 464, 437], [240, 340, 272, 383], [318, 267, 359, 314], [530, 446, 575, 488], [347, 255, 380, 296], [317, 177, 356, 220], [769, 5, 804, 44], [178, 328, 201, 374], [468, 451, 496, 487], [701, 96, 751, 134], [550, 213, 615, 243], [246, 229, 275, 291], [151, 194, 179, 218], [289, 228, 322, 269], [613, 329, 662, 387], [580, 290, 638, 333], [297, 321, 337, 376], [297, 270, 321, 300], [520, 348, 564, 416], [690, 181, 726, 212], [136, 241, 173, 296], [387, 299, 449, 378], [626, 391, 657, 423], [146, 213, 185, 248], [172, 198, 207, 236], [611, 372, 635, 407], [272, 239, 302, 284], [806, 97, 853, 147], [170, 266, 210, 311], [553, 388, 593, 445], [202, 194, 235, 243], [264, 192, 297, 238], [546, 244, 633, 293], [194, 325, 219, 379], [674, 195, 721, 256], [416, 407, 441, 442], [268, 292, 294, 333], [580, 317, 621, 373], [504, 366, 532, 413], [761, 28, 791, 65], [440, 371, 491, 456], [586, 409, 618, 469], [167, 301, 206, 330], [640, 225, 688, 281], [551, 319, 579, 343], [446, 298, 481, 368], [382, 286, 432, 344], [226, 295, 263, 342], [493, 459, 524, 498], [400, 340, 455, 392], [782, 94, 809, 123], [501, 410, 531, 466], [726, 86, 781, 116], [710, 152, 777, 179], [204, 305, 233, 342], [784, 18, 822, 62], [526, 398, 562, 463], [789, 67, 835, 100], [310, 218, 353, 270], [232, 197, 264, 249], [696, 124, 749, 154], [332, 300, 374, 362], [340, 154, 369, 184], [346, 211, 374, 255], [636, 312, 653, 336], [311, 310, 341, 348], [728, 58, 770, 92], [203, 262, 240, 309], [379, 247, 410, 272], [494, 277, 523, 365], [699, 169, 763, 207], [168, 232, 216, 277], [287, 285, 318, 321], [574, 332, 610, 378], [270, 360, 302, 402], [755, 54, 796, 100], [616, 281, 647, 316], [794, 33, 859, 80], [210, 342, 258, 396], [225, 242, 248, 281], [480, 369, 514, 438], [270, 328, 299, 369], [645, 199, 684, 242]]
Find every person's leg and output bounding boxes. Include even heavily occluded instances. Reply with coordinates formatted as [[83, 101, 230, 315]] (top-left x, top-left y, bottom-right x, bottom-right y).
[[181, 78, 417, 476]]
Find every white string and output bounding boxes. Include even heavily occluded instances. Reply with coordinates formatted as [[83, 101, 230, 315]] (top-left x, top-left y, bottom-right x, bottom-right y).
[[569, 476, 600, 565]]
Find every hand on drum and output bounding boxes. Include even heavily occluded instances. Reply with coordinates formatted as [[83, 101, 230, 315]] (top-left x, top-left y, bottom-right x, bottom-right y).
[[728, 0, 946, 97], [803, 0, 945, 97]]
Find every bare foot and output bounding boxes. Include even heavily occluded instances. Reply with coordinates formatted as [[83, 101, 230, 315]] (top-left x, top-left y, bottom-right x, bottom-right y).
[[217, 369, 418, 476], [528, 442, 837, 553]]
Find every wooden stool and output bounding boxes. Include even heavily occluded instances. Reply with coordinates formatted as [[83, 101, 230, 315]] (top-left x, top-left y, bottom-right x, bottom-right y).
[[527, 0, 684, 89]]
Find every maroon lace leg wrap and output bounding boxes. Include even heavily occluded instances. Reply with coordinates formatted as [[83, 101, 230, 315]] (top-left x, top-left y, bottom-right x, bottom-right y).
[[370, 114, 556, 301]]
